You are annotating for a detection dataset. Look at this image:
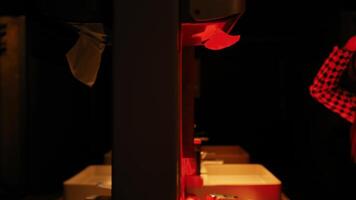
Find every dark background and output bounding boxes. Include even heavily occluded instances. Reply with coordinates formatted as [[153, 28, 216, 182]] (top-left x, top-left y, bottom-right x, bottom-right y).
[[196, 1, 356, 200], [1, 1, 113, 199], [1, 0, 356, 200]]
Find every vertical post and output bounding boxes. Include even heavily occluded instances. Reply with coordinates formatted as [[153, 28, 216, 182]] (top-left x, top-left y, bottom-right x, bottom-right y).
[[182, 47, 199, 159], [113, 0, 180, 199], [0, 16, 26, 191]]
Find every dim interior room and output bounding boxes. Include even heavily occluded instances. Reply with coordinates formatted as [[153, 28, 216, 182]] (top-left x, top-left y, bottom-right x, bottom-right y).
[[197, 1, 356, 199], [0, 0, 356, 200]]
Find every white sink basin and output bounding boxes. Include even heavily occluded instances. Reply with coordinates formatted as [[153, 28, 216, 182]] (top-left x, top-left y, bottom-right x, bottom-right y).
[[64, 165, 111, 200], [188, 164, 281, 200]]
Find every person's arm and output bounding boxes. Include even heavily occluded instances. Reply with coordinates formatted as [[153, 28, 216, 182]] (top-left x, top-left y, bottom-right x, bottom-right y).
[[309, 36, 356, 123]]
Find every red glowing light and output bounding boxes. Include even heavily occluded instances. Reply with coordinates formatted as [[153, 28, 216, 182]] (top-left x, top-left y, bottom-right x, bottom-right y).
[[181, 22, 240, 50], [181, 22, 226, 46], [193, 138, 202, 145], [192, 24, 221, 42], [203, 29, 240, 50]]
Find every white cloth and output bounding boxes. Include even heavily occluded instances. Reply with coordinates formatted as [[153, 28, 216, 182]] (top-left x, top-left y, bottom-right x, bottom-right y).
[[66, 23, 106, 87]]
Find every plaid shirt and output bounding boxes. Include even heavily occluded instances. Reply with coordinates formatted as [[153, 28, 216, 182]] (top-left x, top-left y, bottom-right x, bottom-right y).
[[309, 46, 355, 123]]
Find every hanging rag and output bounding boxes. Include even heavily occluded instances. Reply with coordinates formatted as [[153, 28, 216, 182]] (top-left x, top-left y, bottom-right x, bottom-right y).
[[66, 23, 107, 87]]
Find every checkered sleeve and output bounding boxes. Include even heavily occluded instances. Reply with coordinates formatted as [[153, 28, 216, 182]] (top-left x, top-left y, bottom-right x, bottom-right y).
[[309, 46, 355, 123]]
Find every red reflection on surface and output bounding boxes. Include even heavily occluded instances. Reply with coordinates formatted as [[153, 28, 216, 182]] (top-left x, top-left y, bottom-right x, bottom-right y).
[[186, 194, 200, 200], [203, 29, 240, 50]]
